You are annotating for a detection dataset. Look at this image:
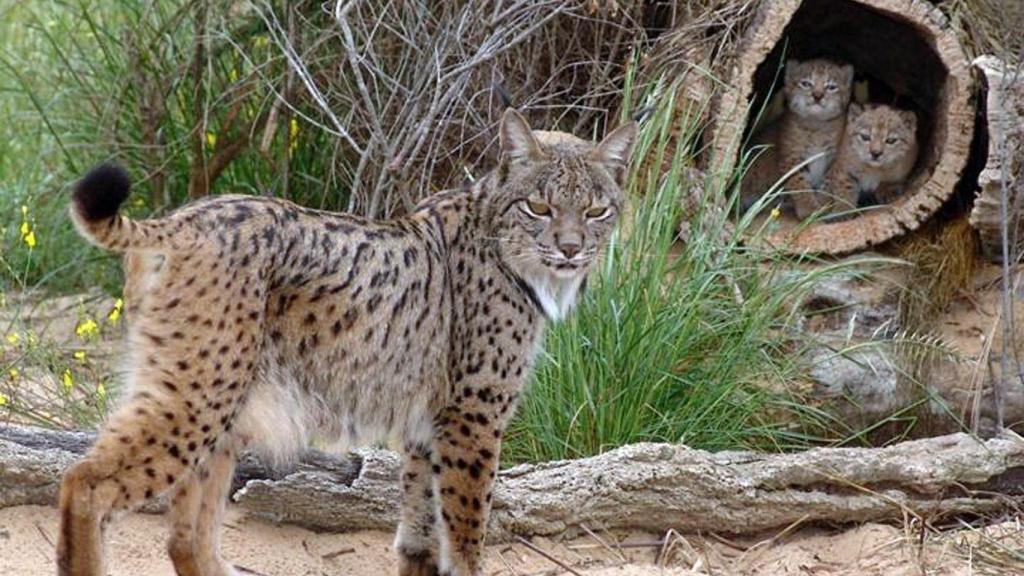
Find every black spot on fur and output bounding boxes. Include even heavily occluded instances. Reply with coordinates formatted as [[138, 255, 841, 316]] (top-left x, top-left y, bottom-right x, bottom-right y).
[[73, 163, 131, 222]]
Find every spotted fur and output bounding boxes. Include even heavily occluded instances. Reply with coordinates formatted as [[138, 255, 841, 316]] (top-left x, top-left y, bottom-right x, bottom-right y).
[[742, 59, 855, 218], [56, 109, 636, 576], [826, 103, 918, 214]]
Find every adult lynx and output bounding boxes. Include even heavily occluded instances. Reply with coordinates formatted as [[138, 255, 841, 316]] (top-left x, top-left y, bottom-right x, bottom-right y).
[[58, 110, 636, 576]]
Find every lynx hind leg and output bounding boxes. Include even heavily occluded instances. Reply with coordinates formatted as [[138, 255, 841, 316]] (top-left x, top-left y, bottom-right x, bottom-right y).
[[58, 395, 197, 576], [396, 442, 440, 576], [168, 437, 242, 576], [59, 260, 265, 576]]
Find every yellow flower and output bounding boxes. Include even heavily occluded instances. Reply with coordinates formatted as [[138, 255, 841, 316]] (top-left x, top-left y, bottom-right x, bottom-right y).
[[132, 197, 146, 208], [289, 118, 299, 156], [254, 35, 269, 48], [62, 369, 74, 393], [74, 350, 87, 362], [20, 205, 27, 217], [0, 393, 7, 407], [20, 220, 29, 236], [96, 382, 107, 400], [107, 298, 124, 325], [770, 206, 781, 220], [24, 230, 36, 248], [8, 368, 18, 379], [75, 319, 99, 339], [206, 132, 217, 148], [229, 68, 239, 82], [6, 332, 19, 345]]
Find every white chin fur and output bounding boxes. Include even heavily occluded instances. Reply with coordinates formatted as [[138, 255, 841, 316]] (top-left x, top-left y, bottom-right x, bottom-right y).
[[523, 268, 585, 321]]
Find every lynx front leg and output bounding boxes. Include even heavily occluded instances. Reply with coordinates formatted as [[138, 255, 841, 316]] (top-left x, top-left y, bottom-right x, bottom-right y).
[[432, 397, 508, 576], [825, 171, 861, 218], [788, 170, 824, 220], [396, 442, 440, 576]]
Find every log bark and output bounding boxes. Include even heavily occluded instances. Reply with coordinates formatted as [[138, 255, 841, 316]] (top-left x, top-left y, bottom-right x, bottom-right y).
[[2, 425, 1022, 540], [969, 55, 1024, 260], [705, 0, 975, 254]]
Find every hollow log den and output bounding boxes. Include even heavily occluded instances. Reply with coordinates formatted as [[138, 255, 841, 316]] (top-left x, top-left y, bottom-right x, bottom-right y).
[[710, 0, 975, 254]]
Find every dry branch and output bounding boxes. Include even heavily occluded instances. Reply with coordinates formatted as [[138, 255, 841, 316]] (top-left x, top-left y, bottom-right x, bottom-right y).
[[2, 425, 1023, 540], [245, 0, 650, 218]]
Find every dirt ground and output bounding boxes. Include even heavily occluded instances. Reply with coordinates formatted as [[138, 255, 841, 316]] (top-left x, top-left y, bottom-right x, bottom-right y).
[[2, 505, 1021, 575]]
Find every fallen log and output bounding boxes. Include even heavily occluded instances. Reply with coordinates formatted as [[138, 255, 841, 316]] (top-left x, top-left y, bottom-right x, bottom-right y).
[[1, 425, 1022, 539]]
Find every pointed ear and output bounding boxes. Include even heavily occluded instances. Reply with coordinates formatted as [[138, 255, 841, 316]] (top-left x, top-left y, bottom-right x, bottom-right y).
[[840, 63, 855, 86], [499, 109, 543, 162], [589, 122, 637, 185], [784, 59, 800, 85], [848, 102, 864, 120], [900, 109, 917, 130]]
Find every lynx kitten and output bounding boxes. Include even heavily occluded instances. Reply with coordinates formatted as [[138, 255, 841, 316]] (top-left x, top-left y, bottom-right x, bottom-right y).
[[742, 58, 854, 218], [57, 109, 636, 576], [826, 103, 918, 214]]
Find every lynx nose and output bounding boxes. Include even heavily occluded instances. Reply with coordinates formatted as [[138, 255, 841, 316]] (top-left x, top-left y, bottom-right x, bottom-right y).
[[559, 242, 582, 259], [870, 149, 883, 160], [812, 90, 824, 101]]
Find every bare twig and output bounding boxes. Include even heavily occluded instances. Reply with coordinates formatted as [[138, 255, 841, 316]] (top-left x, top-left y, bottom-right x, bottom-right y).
[[188, 0, 210, 199], [514, 536, 585, 576]]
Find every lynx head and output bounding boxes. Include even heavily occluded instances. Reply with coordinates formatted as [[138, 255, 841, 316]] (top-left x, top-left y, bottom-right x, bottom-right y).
[[784, 59, 854, 121], [844, 103, 917, 169], [489, 109, 636, 320]]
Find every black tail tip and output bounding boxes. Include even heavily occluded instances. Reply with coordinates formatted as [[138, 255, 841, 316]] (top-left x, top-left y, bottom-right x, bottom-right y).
[[74, 163, 131, 222]]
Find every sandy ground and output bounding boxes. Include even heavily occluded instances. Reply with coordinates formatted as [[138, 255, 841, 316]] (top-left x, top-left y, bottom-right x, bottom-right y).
[[2, 505, 1021, 575]]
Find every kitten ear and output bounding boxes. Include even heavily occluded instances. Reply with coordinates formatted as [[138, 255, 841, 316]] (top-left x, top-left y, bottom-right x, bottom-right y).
[[499, 109, 543, 162], [899, 109, 918, 130], [590, 122, 637, 185], [784, 59, 800, 84], [848, 102, 865, 120], [840, 63, 855, 86]]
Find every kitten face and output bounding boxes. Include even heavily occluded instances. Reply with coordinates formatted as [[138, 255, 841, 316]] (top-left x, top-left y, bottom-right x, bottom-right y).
[[845, 103, 917, 169], [784, 59, 855, 121], [492, 111, 635, 281]]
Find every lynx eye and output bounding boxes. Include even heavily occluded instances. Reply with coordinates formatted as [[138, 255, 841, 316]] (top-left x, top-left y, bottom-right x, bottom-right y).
[[585, 206, 611, 220], [522, 199, 552, 218], [858, 133, 871, 142], [799, 79, 813, 89], [885, 136, 899, 145], [826, 82, 838, 92]]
